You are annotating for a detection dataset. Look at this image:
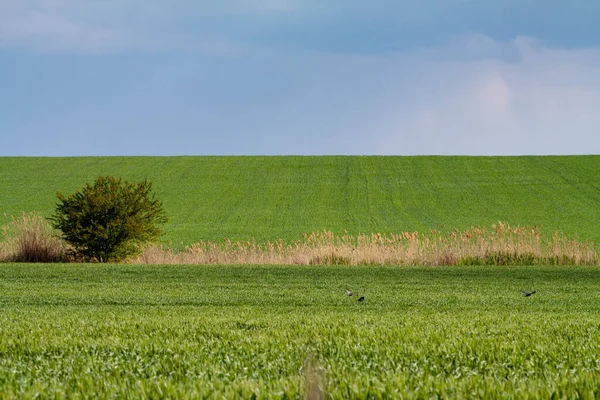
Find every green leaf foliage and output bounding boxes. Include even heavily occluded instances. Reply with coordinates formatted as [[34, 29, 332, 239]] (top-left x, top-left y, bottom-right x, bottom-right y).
[[49, 176, 167, 262]]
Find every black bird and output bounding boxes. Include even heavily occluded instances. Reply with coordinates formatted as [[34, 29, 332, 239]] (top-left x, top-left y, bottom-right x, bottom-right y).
[[521, 290, 536, 297], [358, 296, 365, 302], [345, 287, 353, 296]]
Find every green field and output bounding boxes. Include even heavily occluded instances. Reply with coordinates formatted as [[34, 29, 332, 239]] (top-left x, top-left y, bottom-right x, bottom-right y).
[[1, 264, 599, 398], [3, 156, 600, 397], [2, 156, 600, 246]]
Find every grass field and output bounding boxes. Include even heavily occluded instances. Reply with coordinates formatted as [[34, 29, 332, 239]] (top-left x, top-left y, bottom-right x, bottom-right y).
[[2, 156, 600, 246], [3, 156, 600, 398], [1, 263, 600, 398]]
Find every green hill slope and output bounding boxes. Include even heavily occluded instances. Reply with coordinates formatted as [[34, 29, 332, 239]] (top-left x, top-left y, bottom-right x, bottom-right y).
[[2, 156, 600, 245]]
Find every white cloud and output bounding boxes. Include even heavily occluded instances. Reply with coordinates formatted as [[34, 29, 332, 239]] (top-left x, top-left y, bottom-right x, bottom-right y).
[[0, 0, 302, 53], [376, 37, 600, 155], [2, 14, 600, 157], [0, 0, 150, 52]]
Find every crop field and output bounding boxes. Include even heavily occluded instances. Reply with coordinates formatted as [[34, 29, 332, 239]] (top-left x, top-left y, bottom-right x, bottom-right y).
[[2, 156, 600, 246], [2, 156, 600, 398], [1, 264, 600, 398]]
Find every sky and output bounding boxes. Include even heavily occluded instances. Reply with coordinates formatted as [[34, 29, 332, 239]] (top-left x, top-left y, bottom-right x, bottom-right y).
[[1, 1, 600, 156]]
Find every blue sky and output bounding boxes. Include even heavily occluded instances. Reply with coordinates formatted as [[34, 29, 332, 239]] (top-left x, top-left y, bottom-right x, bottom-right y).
[[1, 1, 600, 156]]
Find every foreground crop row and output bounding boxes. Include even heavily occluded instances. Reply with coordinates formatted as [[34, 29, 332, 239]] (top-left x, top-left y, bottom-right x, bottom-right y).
[[1, 264, 600, 398]]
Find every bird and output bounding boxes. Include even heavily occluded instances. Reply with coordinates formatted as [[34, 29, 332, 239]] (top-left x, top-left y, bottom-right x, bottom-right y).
[[345, 287, 354, 296], [521, 290, 536, 297], [358, 296, 365, 302]]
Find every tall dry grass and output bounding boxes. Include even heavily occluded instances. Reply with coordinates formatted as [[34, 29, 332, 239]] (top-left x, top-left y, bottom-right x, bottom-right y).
[[302, 354, 326, 400], [132, 222, 600, 266], [0, 212, 67, 263]]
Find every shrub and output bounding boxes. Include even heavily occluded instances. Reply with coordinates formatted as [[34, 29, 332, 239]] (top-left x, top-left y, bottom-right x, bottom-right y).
[[49, 176, 168, 262], [1, 212, 67, 262]]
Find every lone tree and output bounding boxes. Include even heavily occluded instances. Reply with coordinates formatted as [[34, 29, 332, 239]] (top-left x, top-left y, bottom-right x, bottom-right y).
[[49, 176, 168, 262]]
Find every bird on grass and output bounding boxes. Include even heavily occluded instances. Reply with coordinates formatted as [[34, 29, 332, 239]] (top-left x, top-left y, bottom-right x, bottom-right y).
[[345, 288, 365, 302], [521, 290, 536, 297]]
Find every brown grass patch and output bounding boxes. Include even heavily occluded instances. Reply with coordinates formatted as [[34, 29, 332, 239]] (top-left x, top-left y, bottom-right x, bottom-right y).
[[1, 212, 68, 263], [302, 354, 326, 400], [131, 222, 600, 266]]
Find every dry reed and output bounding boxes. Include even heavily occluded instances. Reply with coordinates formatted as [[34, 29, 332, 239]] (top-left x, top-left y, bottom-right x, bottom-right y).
[[132, 222, 600, 266], [302, 354, 326, 400], [0, 212, 67, 263]]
